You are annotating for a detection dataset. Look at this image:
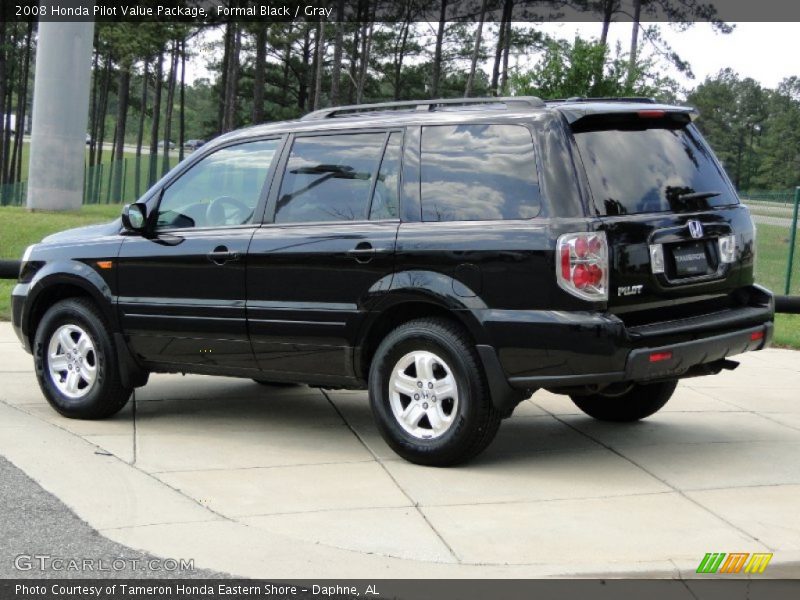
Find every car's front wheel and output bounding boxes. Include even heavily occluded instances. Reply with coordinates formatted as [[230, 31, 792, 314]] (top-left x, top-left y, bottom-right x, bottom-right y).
[[368, 318, 501, 466], [570, 380, 678, 422], [34, 298, 131, 419]]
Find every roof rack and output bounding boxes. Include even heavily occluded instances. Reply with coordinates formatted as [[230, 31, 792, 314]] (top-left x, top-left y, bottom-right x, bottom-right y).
[[552, 96, 658, 104], [300, 96, 545, 121]]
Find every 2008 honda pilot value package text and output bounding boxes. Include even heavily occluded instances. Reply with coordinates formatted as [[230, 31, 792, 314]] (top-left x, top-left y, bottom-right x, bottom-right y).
[[11, 97, 774, 466]]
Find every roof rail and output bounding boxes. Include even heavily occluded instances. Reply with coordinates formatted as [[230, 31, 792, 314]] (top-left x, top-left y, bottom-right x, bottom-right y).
[[553, 96, 658, 104], [300, 96, 545, 121]]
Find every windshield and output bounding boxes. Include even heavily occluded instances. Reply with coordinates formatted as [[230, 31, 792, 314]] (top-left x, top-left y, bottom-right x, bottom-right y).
[[573, 123, 738, 216]]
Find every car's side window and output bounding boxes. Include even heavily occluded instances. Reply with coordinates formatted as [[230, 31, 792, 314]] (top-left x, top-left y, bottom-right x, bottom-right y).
[[420, 124, 541, 222], [156, 140, 280, 230], [274, 132, 386, 224], [369, 132, 402, 220]]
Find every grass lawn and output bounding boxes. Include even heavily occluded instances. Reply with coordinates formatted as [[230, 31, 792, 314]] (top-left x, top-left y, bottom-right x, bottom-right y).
[[1, 205, 799, 349]]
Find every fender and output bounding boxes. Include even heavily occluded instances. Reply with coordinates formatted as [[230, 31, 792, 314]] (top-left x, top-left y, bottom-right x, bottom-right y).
[[364, 269, 491, 344], [21, 261, 149, 389], [24, 261, 118, 343]]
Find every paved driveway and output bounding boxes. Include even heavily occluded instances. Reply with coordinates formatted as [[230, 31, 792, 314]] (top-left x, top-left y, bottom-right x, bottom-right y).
[[1, 322, 798, 578]]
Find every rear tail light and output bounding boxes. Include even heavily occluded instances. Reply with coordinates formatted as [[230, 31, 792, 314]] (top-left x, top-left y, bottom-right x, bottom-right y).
[[750, 331, 764, 342], [556, 232, 608, 301], [718, 234, 737, 264]]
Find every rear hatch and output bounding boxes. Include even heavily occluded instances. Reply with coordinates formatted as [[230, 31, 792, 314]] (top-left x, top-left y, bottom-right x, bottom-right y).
[[565, 104, 757, 321]]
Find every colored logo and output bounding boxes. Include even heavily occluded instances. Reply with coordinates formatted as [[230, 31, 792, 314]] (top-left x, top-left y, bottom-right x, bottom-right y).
[[696, 552, 773, 574]]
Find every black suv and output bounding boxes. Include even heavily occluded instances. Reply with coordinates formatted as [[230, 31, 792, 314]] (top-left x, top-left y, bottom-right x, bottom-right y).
[[11, 97, 774, 466]]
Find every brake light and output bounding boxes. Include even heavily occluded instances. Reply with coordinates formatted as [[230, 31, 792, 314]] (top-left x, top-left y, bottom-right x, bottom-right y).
[[638, 110, 666, 119], [556, 232, 608, 301]]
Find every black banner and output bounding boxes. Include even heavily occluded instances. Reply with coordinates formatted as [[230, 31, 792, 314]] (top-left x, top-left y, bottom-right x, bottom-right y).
[[4, 0, 800, 23], [3, 579, 800, 600]]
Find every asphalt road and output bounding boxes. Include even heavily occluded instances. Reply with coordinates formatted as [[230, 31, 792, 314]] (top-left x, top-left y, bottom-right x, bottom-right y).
[[0, 456, 230, 579]]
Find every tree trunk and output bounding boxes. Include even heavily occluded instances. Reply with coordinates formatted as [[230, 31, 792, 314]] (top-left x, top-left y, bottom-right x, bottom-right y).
[[491, 0, 512, 96], [11, 22, 33, 184], [95, 54, 112, 166], [148, 51, 163, 186], [218, 20, 233, 132], [627, 0, 642, 87], [309, 21, 320, 110], [280, 24, 293, 107], [599, 0, 615, 47], [348, 19, 361, 104], [0, 22, 7, 188], [431, 0, 447, 98], [179, 38, 186, 161], [92, 53, 112, 202], [162, 41, 178, 175], [87, 38, 99, 201], [2, 26, 17, 185], [252, 25, 266, 122], [393, 18, 410, 100], [356, 19, 374, 104], [500, 18, 511, 94], [134, 62, 148, 198], [313, 21, 325, 110], [112, 66, 131, 201], [298, 26, 311, 111], [221, 25, 241, 133], [465, 0, 487, 97], [330, 0, 345, 106]]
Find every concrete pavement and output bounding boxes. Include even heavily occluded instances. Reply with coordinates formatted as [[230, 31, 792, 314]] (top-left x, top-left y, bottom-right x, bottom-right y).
[[1, 321, 799, 578]]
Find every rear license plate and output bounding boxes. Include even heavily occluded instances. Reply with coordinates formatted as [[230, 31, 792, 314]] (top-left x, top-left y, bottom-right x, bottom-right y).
[[672, 242, 712, 277]]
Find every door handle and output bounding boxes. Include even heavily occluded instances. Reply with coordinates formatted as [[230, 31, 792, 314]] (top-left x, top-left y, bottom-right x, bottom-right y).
[[207, 246, 241, 265], [347, 242, 376, 263]]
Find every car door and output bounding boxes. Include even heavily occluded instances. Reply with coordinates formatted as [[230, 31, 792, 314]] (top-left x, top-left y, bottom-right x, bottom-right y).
[[246, 129, 403, 383], [117, 138, 283, 371]]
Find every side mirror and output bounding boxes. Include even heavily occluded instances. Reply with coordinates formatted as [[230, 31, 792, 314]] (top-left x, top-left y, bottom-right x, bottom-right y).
[[121, 203, 148, 233]]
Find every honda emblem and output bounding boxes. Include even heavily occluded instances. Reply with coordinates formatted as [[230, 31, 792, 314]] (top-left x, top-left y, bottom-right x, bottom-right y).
[[687, 220, 704, 239]]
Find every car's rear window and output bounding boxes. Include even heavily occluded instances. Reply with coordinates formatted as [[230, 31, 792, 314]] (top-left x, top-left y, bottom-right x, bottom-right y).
[[573, 123, 738, 216]]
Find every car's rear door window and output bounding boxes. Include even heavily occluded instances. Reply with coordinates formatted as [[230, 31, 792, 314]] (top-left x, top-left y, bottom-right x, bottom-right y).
[[573, 122, 738, 216], [420, 124, 541, 222], [275, 132, 387, 223]]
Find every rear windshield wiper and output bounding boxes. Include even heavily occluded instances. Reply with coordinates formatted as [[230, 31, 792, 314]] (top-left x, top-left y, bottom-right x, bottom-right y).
[[677, 191, 721, 202]]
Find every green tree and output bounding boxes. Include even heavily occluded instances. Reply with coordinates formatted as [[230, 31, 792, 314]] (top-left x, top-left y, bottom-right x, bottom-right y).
[[509, 37, 677, 101]]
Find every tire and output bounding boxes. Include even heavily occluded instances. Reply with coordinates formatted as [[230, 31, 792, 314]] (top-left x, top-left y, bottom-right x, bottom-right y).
[[368, 318, 501, 466], [570, 380, 678, 422], [33, 298, 132, 419], [252, 379, 301, 387]]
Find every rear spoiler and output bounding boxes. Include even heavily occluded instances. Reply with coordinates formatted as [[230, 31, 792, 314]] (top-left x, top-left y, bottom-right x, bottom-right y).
[[556, 103, 699, 127]]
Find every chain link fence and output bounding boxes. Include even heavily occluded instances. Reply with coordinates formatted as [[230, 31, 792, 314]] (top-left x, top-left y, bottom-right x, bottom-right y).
[[741, 188, 800, 296], [0, 152, 180, 208]]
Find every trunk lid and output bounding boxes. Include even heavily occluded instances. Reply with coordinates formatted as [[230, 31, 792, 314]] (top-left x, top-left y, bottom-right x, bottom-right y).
[[566, 106, 756, 314]]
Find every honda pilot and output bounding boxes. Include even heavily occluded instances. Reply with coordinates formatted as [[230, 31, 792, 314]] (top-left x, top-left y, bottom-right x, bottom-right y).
[[11, 97, 774, 466]]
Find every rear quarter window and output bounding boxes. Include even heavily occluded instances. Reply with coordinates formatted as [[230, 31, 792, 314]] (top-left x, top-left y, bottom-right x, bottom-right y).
[[420, 124, 541, 222]]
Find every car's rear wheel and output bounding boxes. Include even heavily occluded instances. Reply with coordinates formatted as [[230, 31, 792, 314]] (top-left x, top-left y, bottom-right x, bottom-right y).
[[34, 298, 131, 419], [569, 380, 678, 422], [368, 318, 501, 466]]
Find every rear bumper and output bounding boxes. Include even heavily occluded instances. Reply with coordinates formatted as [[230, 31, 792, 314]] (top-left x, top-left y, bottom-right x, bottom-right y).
[[475, 286, 774, 409]]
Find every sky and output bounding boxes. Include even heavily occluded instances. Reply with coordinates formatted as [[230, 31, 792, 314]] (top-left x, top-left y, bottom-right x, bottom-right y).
[[539, 21, 798, 90], [185, 21, 799, 92]]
